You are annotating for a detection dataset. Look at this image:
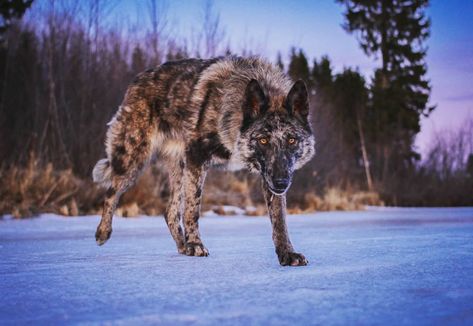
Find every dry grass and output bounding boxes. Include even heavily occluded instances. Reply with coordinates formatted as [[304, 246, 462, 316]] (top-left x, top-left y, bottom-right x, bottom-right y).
[[0, 157, 103, 218], [244, 205, 267, 216], [298, 188, 383, 212], [0, 158, 381, 218], [203, 171, 259, 210], [0, 157, 168, 218], [118, 166, 169, 216]]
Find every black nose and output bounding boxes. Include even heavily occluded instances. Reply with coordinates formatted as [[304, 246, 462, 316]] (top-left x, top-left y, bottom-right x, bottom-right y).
[[272, 178, 289, 191]]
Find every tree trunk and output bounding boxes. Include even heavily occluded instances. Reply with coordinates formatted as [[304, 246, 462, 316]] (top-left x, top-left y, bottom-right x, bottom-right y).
[[382, 145, 390, 184], [39, 0, 71, 167], [356, 110, 373, 191]]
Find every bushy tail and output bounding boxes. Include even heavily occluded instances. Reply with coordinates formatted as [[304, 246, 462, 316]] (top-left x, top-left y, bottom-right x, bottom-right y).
[[92, 158, 112, 188]]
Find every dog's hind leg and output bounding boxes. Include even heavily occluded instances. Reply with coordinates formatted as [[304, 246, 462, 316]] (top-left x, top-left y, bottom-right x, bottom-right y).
[[164, 158, 186, 254], [95, 167, 149, 245], [95, 173, 143, 246], [96, 182, 122, 246], [95, 105, 157, 245], [182, 165, 209, 256]]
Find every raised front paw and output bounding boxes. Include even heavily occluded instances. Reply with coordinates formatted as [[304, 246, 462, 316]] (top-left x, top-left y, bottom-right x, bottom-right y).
[[95, 224, 112, 246], [184, 242, 209, 257], [278, 251, 308, 266]]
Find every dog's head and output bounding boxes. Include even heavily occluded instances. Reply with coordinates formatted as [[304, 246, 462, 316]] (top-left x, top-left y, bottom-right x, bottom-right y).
[[238, 79, 315, 195]]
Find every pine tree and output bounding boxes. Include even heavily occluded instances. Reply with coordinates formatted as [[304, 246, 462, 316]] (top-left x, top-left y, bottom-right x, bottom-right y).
[[131, 45, 147, 75], [312, 56, 333, 92], [276, 52, 284, 71], [288, 48, 310, 84], [332, 69, 373, 190], [337, 0, 433, 181]]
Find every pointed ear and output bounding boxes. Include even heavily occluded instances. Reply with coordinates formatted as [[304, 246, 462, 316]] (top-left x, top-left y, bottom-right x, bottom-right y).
[[242, 79, 268, 129], [285, 80, 309, 120]]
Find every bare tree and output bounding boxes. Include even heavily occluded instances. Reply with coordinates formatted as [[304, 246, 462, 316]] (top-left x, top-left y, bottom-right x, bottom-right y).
[[39, 0, 71, 166], [146, 0, 168, 65], [425, 117, 473, 178], [201, 0, 224, 58], [189, 25, 203, 58]]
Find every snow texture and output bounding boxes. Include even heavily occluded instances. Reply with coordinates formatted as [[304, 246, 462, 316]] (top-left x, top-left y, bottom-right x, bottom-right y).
[[1, 207, 473, 325]]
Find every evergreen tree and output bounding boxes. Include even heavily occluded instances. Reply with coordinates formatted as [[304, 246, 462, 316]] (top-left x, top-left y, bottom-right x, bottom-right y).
[[288, 48, 310, 84], [276, 52, 284, 71], [337, 0, 433, 181], [312, 56, 333, 92], [131, 45, 147, 75], [305, 56, 338, 188], [332, 69, 373, 189]]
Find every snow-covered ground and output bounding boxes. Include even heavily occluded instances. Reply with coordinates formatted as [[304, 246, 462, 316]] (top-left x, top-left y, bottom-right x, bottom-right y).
[[1, 207, 473, 325]]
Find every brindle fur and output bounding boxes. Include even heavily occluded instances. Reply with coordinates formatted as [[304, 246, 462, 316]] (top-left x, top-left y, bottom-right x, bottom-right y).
[[93, 56, 315, 266]]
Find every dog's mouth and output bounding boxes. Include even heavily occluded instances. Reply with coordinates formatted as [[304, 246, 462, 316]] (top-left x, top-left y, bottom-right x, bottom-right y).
[[268, 186, 287, 195], [266, 179, 291, 196]]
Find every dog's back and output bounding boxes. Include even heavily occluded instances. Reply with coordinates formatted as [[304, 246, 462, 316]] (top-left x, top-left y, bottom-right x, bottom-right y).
[[93, 56, 291, 187]]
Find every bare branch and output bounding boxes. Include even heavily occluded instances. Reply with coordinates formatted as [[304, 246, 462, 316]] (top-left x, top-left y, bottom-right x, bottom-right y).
[[201, 0, 225, 58]]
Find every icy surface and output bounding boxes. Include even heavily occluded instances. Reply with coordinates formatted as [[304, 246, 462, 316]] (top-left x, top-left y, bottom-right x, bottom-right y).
[[1, 207, 473, 325]]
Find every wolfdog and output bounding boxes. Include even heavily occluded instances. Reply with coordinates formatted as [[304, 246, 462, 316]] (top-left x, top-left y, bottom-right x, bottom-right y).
[[93, 56, 315, 266]]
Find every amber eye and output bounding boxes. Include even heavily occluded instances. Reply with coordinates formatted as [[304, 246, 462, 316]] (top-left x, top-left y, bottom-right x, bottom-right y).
[[288, 138, 297, 145], [259, 138, 268, 145]]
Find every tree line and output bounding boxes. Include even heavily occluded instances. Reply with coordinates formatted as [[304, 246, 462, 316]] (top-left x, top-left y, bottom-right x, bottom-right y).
[[1, 0, 472, 210], [286, 0, 472, 206]]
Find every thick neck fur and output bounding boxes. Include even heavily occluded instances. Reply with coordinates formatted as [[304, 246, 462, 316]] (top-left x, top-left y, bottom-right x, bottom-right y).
[[193, 56, 293, 153]]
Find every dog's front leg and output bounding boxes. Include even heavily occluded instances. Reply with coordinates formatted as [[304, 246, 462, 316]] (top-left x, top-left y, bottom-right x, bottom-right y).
[[262, 182, 308, 266], [182, 164, 209, 257]]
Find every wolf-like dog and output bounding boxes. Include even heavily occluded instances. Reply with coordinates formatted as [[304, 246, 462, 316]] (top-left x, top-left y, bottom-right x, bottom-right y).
[[92, 56, 315, 266]]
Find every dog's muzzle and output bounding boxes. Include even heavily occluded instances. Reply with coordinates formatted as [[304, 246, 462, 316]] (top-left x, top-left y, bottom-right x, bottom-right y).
[[267, 177, 291, 195]]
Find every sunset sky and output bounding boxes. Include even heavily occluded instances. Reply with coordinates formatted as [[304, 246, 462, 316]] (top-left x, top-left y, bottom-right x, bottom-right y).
[[112, 0, 473, 156]]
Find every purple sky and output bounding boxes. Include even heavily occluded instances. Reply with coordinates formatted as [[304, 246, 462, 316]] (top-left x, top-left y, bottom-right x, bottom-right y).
[[114, 0, 473, 156]]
